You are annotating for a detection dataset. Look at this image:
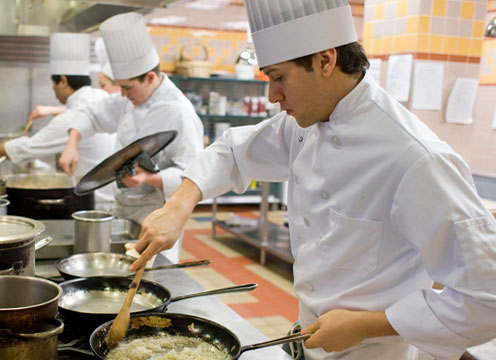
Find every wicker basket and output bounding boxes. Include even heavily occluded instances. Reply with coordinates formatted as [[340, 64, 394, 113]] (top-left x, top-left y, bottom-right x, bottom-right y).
[[175, 44, 211, 78]]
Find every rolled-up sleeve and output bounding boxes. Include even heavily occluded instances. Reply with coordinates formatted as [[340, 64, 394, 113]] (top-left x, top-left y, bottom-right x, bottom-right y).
[[387, 152, 496, 359]]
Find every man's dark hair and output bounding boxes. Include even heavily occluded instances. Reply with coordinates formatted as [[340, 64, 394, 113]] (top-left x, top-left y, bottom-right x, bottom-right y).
[[51, 75, 91, 90], [131, 64, 160, 83], [292, 42, 370, 75]]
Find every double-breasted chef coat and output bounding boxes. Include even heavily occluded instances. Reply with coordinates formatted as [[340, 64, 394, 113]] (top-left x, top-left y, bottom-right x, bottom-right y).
[[71, 74, 203, 263], [183, 72, 496, 360], [4, 86, 116, 203]]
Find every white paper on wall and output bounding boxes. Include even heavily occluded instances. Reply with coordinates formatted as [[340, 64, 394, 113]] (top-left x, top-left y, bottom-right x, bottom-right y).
[[411, 61, 444, 110], [445, 77, 479, 124], [492, 105, 496, 129], [369, 58, 382, 84], [386, 54, 413, 102]]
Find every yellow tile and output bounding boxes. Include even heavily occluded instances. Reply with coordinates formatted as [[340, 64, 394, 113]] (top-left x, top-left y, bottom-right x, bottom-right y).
[[429, 35, 444, 53], [418, 34, 429, 52], [406, 16, 419, 33], [488, 58, 494, 66], [472, 21, 485, 38], [470, 39, 483, 57], [433, 0, 447, 16], [461, 1, 475, 19], [396, 0, 408, 17], [363, 23, 373, 38], [456, 37, 471, 55], [363, 38, 373, 55], [443, 36, 457, 54], [419, 16, 431, 33], [383, 36, 393, 53], [161, 45, 170, 53], [375, 3, 385, 20], [375, 37, 385, 54], [404, 34, 418, 52]]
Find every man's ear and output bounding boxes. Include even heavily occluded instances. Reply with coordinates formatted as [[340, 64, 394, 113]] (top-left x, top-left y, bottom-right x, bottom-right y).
[[60, 75, 69, 87], [318, 49, 337, 78]]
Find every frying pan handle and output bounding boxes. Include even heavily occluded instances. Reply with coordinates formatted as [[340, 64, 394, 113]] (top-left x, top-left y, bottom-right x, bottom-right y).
[[239, 333, 311, 355], [37, 198, 65, 205], [170, 283, 258, 302], [144, 259, 211, 271], [0, 318, 64, 340]]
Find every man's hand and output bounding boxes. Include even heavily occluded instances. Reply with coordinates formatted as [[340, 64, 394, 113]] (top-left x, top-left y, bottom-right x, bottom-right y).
[[29, 105, 65, 121], [302, 309, 397, 353], [120, 165, 163, 189], [59, 129, 82, 176], [129, 178, 202, 271]]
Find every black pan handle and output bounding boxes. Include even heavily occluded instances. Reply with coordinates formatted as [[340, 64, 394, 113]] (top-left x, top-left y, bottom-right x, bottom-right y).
[[144, 259, 211, 271], [170, 283, 257, 302], [239, 332, 311, 356]]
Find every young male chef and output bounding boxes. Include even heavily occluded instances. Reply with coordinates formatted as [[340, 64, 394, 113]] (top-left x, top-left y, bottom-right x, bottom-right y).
[[59, 12, 203, 263], [0, 32, 115, 204], [129, 0, 496, 359]]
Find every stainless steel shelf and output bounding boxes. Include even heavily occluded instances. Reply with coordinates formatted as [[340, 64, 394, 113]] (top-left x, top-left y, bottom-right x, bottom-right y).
[[212, 182, 293, 265]]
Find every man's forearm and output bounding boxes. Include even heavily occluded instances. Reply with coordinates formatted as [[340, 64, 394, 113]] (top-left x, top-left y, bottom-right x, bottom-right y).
[[67, 129, 82, 147]]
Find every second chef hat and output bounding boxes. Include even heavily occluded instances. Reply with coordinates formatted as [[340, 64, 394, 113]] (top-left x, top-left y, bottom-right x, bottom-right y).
[[99, 12, 160, 80], [244, 0, 358, 68], [50, 33, 90, 76], [94, 37, 114, 80]]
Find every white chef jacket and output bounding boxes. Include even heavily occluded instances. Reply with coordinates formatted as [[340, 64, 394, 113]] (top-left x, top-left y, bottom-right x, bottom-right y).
[[4, 86, 116, 203], [70, 74, 203, 263], [183, 72, 496, 360]]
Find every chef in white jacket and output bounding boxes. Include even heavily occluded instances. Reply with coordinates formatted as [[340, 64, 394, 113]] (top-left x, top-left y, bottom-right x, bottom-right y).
[[0, 32, 115, 204], [59, 13, 203, 263], [94, 37, 121, 95], [130, 0, 496, 359]]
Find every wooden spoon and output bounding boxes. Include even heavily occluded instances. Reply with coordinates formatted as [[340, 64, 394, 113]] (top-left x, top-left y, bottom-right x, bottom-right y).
[[106, 266, 146, 347], [19, 118, 34, 136]]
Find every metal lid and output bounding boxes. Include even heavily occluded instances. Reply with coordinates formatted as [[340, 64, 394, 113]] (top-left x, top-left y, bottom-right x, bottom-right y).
[[0, 216, 45, 244], [74, 130, 177, 195]]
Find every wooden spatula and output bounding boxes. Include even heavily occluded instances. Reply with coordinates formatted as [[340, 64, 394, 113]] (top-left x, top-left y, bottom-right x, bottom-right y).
[[106, 266, 146, 347], [19, 118, 34, 136]]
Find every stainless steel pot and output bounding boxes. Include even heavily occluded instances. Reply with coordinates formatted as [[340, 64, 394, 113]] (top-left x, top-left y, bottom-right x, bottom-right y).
[[72, 210, 113, 253], [0, 276, 64, 360], [0, 215, 52, 276]]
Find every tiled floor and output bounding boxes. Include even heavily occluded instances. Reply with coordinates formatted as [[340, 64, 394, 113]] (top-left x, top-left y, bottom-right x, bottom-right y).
[[179, 207, 297, 339]]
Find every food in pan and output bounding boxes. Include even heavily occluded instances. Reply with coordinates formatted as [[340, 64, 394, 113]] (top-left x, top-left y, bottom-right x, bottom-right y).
[[105, 334, 231, 360]]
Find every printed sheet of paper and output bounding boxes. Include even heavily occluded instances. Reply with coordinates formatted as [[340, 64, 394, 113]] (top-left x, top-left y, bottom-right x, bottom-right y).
[[386, 54, 413, 102], [445, 77, 479, 124], [492, 105, 496, 129], [369, 58, 382, 84], [412, 61, 444, 110]]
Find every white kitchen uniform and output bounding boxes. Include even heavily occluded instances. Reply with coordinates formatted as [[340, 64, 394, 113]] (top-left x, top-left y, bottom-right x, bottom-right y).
[[4, 86, 116, 203], [184, 72, 496, 360], [71, 74, 203, 263]]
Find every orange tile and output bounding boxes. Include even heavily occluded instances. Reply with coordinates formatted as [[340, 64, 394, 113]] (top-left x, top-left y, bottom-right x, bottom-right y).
[[457, 37, 471, 56], [396, 0, 408, 17], [433, 0, 447, 16], [419, 16, 431, 33], [470, 39, 483, 57], [375, 3, 385, 20], [363, 23, 373, 39], [429, 34, 444, 53], [406, 16, 419, 33], [418, 34, 430, 52], [460, 1, 475, 19], [443, 36, 457, 54], [472, 21, 485, 38]]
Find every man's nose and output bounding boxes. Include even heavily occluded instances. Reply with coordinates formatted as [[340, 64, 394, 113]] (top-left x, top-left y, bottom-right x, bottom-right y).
[[267, 83, 283, 104]]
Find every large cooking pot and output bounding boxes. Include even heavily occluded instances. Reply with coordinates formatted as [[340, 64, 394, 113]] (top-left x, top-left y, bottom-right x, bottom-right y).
[[0, 215, 53, 276], [0, 276, 64, 360], [5, 172, 94, 219], [58, 277, 257, 333], [90, 312, 309, 359]]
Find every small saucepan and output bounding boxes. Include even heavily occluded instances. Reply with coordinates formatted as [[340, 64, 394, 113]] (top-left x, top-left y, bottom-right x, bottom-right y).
[[55, 252, 211, 280], [90, 312, 310, 359], [58, 276, 257, 332]]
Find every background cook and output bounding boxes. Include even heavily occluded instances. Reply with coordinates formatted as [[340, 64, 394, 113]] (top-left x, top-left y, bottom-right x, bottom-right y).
[[59, 12, 203, 263], [130, 0, 496, 359], [0, 32, 115, 204]]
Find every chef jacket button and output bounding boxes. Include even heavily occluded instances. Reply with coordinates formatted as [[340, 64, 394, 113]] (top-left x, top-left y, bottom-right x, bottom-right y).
[[304, 282, 314, 291], [298, 136, 304, 142], [320, 190, 329, 199], [304, 218, 310, 227], [331, 136, 341, 148]]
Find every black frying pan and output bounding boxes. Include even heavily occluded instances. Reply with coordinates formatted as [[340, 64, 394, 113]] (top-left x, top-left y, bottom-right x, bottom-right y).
[[55, 252, 211, 280], [90, 312, 310, 359], [58, 276, 257, 332]]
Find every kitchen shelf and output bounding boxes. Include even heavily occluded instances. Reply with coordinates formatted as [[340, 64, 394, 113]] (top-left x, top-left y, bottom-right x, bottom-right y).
[[169, 74, 268, 85], [212, 182, 293, 265]]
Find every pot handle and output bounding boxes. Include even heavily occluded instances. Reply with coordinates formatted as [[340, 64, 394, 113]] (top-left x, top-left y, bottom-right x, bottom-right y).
[[170, 283, 258, 302], [0, 317, 64, 340], [34, 236, 53, 251], [239, 333, 311, 356], [37, 198, 65, 205]]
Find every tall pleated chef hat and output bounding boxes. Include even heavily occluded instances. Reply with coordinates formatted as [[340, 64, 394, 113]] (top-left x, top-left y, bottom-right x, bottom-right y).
[[99, 12, 160, 80], [94, 37, 114, 80], [244, 0, 358, 68], [50, 33, 90, 76]]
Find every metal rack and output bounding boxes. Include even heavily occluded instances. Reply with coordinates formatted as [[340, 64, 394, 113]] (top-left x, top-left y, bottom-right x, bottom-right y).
[[211, 182, 293, 265]]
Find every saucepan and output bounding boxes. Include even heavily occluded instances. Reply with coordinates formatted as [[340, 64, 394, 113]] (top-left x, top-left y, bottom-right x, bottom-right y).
[[55, 252, 211, 280], [58, 277, 257, 332], [90, 312, 310, 359]]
